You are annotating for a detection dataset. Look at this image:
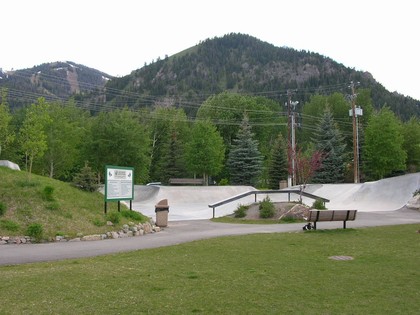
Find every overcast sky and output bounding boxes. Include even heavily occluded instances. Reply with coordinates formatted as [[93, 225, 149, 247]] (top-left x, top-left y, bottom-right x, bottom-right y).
[[2, 0, 419, 100]]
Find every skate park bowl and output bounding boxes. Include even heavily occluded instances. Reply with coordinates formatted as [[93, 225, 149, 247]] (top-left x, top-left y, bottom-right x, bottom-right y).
[[127, 173, 419, 221]]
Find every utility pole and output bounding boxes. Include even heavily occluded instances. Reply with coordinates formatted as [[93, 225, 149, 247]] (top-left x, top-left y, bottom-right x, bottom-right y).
[[349, 81, 361, 183], [286, 90, 299, 187]]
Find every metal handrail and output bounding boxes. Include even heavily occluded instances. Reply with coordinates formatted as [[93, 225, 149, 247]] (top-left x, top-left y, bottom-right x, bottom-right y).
[[208, 189, 330, 218]]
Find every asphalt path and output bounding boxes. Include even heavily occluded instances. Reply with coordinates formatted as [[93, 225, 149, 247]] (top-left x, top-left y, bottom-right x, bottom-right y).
[[1, 208, 419, 266]]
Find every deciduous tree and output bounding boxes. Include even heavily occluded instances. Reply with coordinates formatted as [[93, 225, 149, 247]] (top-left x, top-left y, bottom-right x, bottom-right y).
[[401, 116, 420, 172], [184, 120, 225, 185], [363, 107, 406, 179], [18, 98, 51, 175], [0, 88, 14, 158]]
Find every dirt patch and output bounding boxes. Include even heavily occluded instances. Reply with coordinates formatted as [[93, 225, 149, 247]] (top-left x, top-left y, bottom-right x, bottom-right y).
[[238, 202, 310, 220]]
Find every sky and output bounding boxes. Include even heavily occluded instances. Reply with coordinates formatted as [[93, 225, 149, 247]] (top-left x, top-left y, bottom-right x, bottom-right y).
[[2, 0, 419, 100]]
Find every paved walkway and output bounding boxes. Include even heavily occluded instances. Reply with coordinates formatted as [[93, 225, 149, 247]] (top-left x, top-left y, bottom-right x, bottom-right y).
[[1, 208, 419, 266]]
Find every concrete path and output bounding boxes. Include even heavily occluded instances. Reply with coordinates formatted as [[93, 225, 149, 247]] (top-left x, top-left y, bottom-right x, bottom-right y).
[[1, 207, 419, 266]]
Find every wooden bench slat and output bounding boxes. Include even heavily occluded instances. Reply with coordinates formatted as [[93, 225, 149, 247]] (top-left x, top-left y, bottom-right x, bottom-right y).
[[306, 210, 357, 230]]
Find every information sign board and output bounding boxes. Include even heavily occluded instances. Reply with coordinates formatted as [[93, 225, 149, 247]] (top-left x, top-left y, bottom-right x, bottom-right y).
[[105, 165, 134, 201]]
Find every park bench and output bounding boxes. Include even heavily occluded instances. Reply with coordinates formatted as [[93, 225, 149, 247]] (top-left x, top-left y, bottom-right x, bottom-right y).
[[169, 178, 204, 185], [304, 210, 357, 230]]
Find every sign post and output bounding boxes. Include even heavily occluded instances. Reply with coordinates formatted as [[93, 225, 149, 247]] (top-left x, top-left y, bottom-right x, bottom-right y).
[[104, 165, 134, 214]]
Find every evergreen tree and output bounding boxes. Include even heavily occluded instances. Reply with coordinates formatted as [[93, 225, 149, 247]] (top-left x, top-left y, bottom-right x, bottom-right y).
[[228, 114, 263, 186], [165, 128, 187, 181], [148, 107, 189, 183], [267, 133, 288, 189], [312, 107, 347, 183], [363, 107, 406, 179]]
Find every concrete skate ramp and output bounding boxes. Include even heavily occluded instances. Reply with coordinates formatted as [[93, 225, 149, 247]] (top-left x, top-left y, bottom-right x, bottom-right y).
[[130, 173, 419, 221], [301, 173, 420, 211], [132, 186, 256, 221]]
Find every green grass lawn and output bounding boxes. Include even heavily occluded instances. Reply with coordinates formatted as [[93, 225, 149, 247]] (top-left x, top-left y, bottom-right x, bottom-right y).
[[1, 224, 419, 314], [0, 167, 148, 239]]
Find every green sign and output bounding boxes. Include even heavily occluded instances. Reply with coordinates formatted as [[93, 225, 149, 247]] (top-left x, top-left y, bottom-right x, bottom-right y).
[[105, 165, 134, 201]]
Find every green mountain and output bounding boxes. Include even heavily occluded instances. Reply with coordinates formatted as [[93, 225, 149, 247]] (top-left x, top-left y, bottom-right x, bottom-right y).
[[2, 34, 419, 119], [0, 61, 111, 109], [101, 33, 419, 119]]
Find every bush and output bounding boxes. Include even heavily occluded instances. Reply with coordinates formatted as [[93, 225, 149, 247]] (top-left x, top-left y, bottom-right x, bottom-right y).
[[27, 223, 44, 242], [106, 212, 121, 224], [280, 216, 298, 223], [219, 178, 229, 186], [42, 185, 55, 201], [121, 210, 145, 222], [259, 196, 275, 218], [0, 202, 6, 216], [92, 218, 106, 227], [312, 198, 327, 210], [234, 204, 249, 218], [0, 219, 20, 232]]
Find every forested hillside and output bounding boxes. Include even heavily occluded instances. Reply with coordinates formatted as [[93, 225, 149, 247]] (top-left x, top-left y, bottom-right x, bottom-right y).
[[0, 61, 111, 109], [101, 33, 419, 120]]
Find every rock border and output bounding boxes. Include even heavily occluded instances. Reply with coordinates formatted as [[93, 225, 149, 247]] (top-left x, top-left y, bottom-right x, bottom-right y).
[[0, 220, 162, 245]]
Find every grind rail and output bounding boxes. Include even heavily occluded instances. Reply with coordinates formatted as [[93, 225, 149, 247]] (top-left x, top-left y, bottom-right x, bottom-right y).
[[208, 189, 329, 218]]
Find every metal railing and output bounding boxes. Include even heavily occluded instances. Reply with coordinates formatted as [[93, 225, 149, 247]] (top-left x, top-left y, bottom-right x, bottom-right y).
[[208, 189, 330, 218]]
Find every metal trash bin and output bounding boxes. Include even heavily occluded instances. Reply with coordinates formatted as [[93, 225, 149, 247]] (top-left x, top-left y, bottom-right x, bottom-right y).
[[155, 199, 169, 227]]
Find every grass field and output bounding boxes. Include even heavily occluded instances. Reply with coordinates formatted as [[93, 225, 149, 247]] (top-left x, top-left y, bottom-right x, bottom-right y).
[[1, 224, 419, 314], [0, 167, 148, 240]]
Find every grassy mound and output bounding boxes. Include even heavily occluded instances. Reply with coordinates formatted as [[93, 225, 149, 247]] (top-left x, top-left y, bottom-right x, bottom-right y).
[[0, 167, 148, 240]]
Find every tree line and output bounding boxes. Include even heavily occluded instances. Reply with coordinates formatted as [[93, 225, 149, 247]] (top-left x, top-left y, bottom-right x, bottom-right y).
[[0, 88, 418, 188]]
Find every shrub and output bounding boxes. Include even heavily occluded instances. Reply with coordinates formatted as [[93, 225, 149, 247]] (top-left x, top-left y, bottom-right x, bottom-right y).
[[121, 210, 146, 222], [259, 196, 275, 218], [312, 198, 327, 210], [219, 178, 229, 186], [27, 223, 44, 242], [42, 185, 55, 201], [92, 218, 106, 227], [234, 204, 248, 218], [106, 212, 121, 224], [0, 219, 20, 232], [0, 202, 6, 216], [280, 216, 298, 223]]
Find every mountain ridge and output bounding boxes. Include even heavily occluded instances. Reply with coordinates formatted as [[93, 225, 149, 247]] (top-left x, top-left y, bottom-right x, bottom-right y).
[[0, 61, 112, 108], [1, 34, 418, 119]]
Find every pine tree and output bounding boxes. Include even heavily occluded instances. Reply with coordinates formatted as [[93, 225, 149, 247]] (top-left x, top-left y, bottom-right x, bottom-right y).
[[267, 133, 288, 189], [312, 107, 346, 183], [228, 114, 263, 186]]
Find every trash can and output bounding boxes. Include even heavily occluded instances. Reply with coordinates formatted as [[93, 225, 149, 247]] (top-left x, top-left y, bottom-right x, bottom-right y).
[[155, 199, 169, 227], [279, 180, 288, 189]]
